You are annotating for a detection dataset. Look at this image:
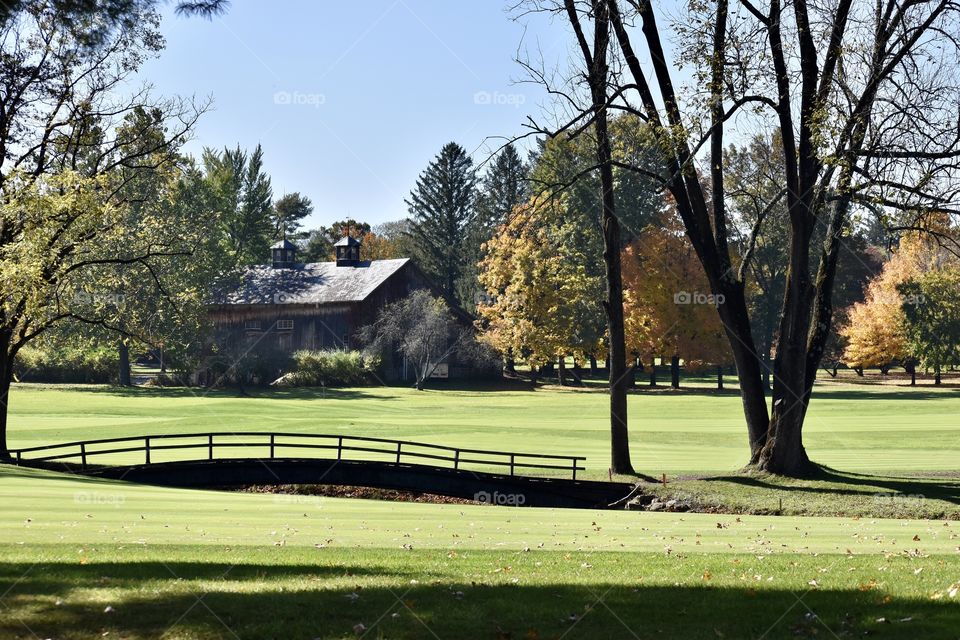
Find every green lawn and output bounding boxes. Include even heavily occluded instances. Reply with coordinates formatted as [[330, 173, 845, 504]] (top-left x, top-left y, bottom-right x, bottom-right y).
[[7, 381, 960, 476], [1, 466, 959, 639], [3, 382, 960, 638]]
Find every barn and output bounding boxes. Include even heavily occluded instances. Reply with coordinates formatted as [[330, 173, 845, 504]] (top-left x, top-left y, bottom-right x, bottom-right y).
[[207, 236, 485, 382]]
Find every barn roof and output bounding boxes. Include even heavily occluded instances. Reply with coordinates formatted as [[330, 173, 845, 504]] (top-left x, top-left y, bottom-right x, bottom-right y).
[[213, 258, 411, 306]]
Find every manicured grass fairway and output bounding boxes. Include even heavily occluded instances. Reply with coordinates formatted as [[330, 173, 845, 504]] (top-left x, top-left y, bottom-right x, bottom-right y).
[[1, 466, 959, 639], [7, 381, 960, 475], [2, 382, 960, 638]]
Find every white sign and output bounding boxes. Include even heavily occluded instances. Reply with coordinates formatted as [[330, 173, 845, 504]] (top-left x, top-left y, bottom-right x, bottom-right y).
[[429, 363, 449, 379]]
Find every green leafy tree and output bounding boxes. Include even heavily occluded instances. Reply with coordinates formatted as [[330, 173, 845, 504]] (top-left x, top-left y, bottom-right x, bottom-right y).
[[0, 1, 210, 457], [898, 270, 960, 385]]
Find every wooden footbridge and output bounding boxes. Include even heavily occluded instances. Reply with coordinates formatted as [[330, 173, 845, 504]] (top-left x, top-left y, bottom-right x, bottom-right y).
[[10, 432, 636, 509]]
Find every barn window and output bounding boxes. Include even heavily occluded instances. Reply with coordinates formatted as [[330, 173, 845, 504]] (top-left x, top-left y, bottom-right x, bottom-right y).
[[244, 320, 261, 331], [277, 319, 294, 331]]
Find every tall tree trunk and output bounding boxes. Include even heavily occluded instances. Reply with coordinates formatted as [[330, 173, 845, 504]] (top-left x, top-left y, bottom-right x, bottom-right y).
[[670, 355, 680, 389], [649, 356, 657, 387], [711, 286, 770, 462], [576, 0, 634, 474], [118, 340, 131, 387], [570, 360, 584, 386], [717, 365, 723, 390], [504, 348, 516, 376], [935, 364, 942, 385], [0, 338, 12, 460], [589, 356, 598, 376], [557, 356, 566, 386], [762, 351, 771, 390]]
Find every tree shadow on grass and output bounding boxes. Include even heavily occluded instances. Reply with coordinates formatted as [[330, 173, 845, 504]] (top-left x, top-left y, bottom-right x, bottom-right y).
[[809, 387, 960, 401], [64, 385, 399, 402], [0, 560, 956, 639], [706, 466, 960, 505]]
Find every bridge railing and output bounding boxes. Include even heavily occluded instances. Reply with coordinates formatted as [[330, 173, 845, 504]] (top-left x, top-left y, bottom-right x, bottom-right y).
[[10, 432, 587, 480]]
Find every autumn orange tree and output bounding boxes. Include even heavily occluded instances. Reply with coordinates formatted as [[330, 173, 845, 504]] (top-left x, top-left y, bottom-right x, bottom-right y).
[[622, 206, 730, 386]]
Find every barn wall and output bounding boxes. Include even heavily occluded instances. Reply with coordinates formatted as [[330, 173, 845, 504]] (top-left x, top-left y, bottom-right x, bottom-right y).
[[209, 303, 361, 352]]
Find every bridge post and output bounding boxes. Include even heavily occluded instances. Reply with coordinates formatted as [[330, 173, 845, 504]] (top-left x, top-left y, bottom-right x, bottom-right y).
[[454, 449, 460, 470], [145, 437, 151, 465], [337, 436, 343, 460], [80, 443, 87, 469], [208, 434, 214, 460], [509, 454, 515, 476], [572, 459, 577, 481], [269, 434, 275, 459], [395, 441, 402, 465]]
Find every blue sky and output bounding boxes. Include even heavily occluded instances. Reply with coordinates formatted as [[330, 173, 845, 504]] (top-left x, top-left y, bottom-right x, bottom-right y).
[[137, 1, 572, 229]]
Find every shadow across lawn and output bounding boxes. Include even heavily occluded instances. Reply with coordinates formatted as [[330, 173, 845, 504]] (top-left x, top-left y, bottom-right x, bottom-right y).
[[0, 560, 956, 639], [68, 385, 398, 402], [809, 387, 960, 401], [707, 466, 960, 505]]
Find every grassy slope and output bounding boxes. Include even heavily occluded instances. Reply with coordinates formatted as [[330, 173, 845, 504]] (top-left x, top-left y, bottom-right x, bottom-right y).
[[7, 381, 960, 476], [2, 466, 959, 639]]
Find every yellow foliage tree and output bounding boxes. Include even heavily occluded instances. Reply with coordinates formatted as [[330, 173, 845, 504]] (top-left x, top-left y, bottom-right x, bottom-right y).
[[840, 232, 956, 370], [477, 196, 605, 381]]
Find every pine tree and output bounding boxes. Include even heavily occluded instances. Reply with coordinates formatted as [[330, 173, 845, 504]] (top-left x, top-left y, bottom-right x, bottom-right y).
[[405, 142, 477, 304], [202, 143, 274, 266], [462, 144, 528, 310], [272, 192, 313, 239], [476, 143, 526, 233]]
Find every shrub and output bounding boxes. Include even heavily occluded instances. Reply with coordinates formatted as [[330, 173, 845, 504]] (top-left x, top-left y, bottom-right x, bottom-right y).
[[284, 349, 379, 387], [14, 344, 118, 384]]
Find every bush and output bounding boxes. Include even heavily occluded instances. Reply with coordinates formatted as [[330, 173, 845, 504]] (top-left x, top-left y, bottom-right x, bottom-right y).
[[14, 344, 118, 383], [283, 350, 379, 387]]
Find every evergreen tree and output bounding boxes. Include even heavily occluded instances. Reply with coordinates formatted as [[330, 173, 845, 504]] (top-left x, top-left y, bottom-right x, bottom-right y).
[[202, 144, 274, 266], [272, 192, 314, 239], [464, 144, 527, 309], [476, 143, 527, 233], [405, 142, 477, 305]]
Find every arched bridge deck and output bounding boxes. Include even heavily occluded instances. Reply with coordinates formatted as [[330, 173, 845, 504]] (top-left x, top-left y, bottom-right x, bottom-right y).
[[10, 433, 636, 509]]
